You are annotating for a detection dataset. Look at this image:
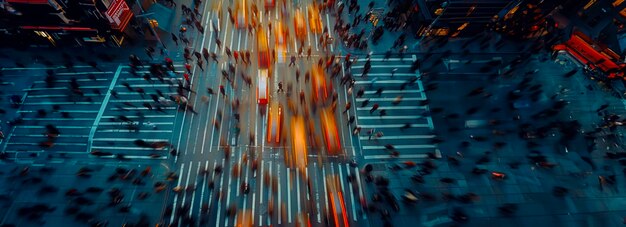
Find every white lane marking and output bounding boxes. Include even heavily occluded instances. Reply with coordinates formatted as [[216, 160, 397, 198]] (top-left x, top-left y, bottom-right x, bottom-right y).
[[169, 163, 185, 224], [222, 18, 230, 55], [238, 31, 242, 50], [321, 166, 329, 224], [325, 13, 333, 52], [342, 62, 359, 157], [181, 161, 194, 208], [363, 154, 429, 159], [189, 162, 202, 218], [287, 168, 292, 223], [277, 162, 282, 225], [352, 163, 367, 220], [87, 64, 122, 152], [345, 164, 357, 221], [216, 158, 226, 226], [296, 169, 301, 217]]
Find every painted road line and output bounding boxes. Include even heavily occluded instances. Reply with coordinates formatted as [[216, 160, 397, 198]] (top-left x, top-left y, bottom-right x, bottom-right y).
[[362, 144, 437, 150], [354, 80, 411, 85], [353, 65, 411, 69], [33, 78, 109, 83], [109, 99, 167, 103], [188, 162, 201, 219], [356, 106, 428, 111], [426, 117, 435, 129], [27, 94, 100, 98], [180, 161, 194, 218], [91, 138, 170, 142], [110, 107, 177, 110], [355, 97, 426, 102], [351, 163, 367, 220], [114, 91, 178, 96], [356, 123, 432, 129], [358, 135, 436, 140], [22, 102, 102, 105], [0, 65, 93, 70], [326, 13, 334, 52], [22, 118, 93, 121], [341, 165, 357, 221], [87, 64, 121, 154], [99, 155, 167, 160], [357, 115, 425, 120], [8, 142, 87, 146], [287, 167, 292, 223], [363, 154, 431, 160], [18, 110, 98, 113], [98, 122, 173, 126], [90, 146, 168, 150], [169, 163, 185, 224], [362, 73, 416, 77], [13, 134, 89, 138], [296, 169, 301, 217], [96, 129, 173, 133], [55, 71, 113, 75], [114, 84, 173, 88], [198, 160, 209, 224], [363, 89, 423, 94], [15, 125, 91, 129], [101, 115, 176, 118]]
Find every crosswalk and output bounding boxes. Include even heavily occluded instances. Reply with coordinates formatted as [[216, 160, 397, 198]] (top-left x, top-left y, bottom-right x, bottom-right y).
[[173, 147, 366, 227], [90, 64, 185, 159], [3, 66, 115, 161], [1, 63, 186, 161], [349, 56, 440, 160]]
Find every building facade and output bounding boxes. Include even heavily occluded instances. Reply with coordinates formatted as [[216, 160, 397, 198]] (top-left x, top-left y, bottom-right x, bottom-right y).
[[0, 0, 135, 47]]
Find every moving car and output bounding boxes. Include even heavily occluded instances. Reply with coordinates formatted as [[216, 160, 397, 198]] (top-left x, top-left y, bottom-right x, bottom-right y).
[[267, 102, 284, 143], [308, 4, 322, 34], [257, 70, 269, 104], [294, 9, 306, 42], [320, 107, 341, 154]]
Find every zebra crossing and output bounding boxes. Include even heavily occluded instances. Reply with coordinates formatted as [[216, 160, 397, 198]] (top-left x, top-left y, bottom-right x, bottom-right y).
[[349, 56, 440, 160]]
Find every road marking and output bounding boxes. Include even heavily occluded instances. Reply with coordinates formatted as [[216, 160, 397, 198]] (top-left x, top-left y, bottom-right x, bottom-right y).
[[363, 154, 430, 159], [358, 135, 435, 140], [354, 80, 412, 85], [98, 122, 173, 125], [287, 168, 291, 223], [110, 107, 177, 111], [16, 125, 91, 129], [362, 144, 436, 149], [12, 134, 88, 138], [353, 65, 411, 69], [22, 118, 93, 121], [22, 102, 102, 105], [91, 138, 169, 142], [90, 146, 168, 150], [96, 129, 173, 133], [357, 115, 426, 120], [33, 78, 110, 83], [355, 122, 427, 129], [360, 73, 416, 77], [8, 142, 86, 146], [170, 163, 185, 224], [356, 97, 427, 102], [356, 106, 428, 111], [188, 162, 201, 218], [101, 115, 176, 118], [362, 89, 423, 94]]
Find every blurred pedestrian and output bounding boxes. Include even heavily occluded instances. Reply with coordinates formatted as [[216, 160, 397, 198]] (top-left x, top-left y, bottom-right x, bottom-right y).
[[370, 103, 379, 113]]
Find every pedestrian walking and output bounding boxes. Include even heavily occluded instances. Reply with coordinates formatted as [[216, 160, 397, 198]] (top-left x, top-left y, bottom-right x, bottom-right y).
[[202, 48, 209, 62], [216, 38, 222, 49], [392, 95, 402, 105], [226, 47, 232, 58], [361, 99, 370, 107], [184, 63, 192, 73], [375, 88, 383, 97], [343, 102, 352, 113], [220, 85, 226, 96], [370, 103, 379, 114], [171, 33, 179, 46], [211, 52, 218, 62], [379, 109, 387, 117], [289, 56, 297, 66], [348, 116, 355, 126], [307, 47, 312, 59], [233, 51, 239, 63], [197, 59, 204, 71]]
